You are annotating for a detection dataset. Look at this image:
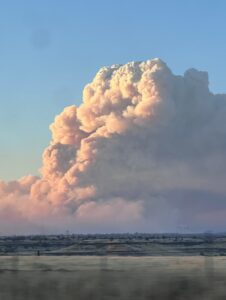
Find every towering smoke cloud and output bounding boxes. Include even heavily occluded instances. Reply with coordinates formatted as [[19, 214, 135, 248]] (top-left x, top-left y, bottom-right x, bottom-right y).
[[1, 58, 226, 234]]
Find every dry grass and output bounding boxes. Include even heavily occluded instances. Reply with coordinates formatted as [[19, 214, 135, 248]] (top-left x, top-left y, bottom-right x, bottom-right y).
[[0, 256, 226, 300]]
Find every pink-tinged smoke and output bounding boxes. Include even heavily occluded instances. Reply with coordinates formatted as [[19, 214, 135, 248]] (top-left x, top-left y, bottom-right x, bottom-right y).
[[1, 58, 226, 234]]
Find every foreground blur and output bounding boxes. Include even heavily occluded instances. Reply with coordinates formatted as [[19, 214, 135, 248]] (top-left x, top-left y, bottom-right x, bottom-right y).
[[0, 256, 225, 300]]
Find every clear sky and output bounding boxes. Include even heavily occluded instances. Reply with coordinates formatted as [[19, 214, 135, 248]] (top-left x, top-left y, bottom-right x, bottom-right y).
[[1, 0, 226, 180]]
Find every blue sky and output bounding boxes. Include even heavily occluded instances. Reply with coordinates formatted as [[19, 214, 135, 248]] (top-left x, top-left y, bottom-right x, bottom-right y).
[[1, 0, 226, 180]]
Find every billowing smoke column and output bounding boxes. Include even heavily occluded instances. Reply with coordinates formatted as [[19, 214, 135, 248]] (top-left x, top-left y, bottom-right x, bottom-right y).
[[1, 58, 226, 234]]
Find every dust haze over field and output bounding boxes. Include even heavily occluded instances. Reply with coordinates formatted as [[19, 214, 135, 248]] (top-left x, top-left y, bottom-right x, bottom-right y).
[[1, 58, 226, 234]]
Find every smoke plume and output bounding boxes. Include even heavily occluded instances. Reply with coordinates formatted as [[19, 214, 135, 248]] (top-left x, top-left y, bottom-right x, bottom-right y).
[[1, 58, 226, 234]]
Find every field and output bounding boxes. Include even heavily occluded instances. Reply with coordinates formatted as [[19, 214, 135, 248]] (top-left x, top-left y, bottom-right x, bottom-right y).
[[1, 235, 226, 299], [1, 256, 226, 299], [0, 233, 225, 256]]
